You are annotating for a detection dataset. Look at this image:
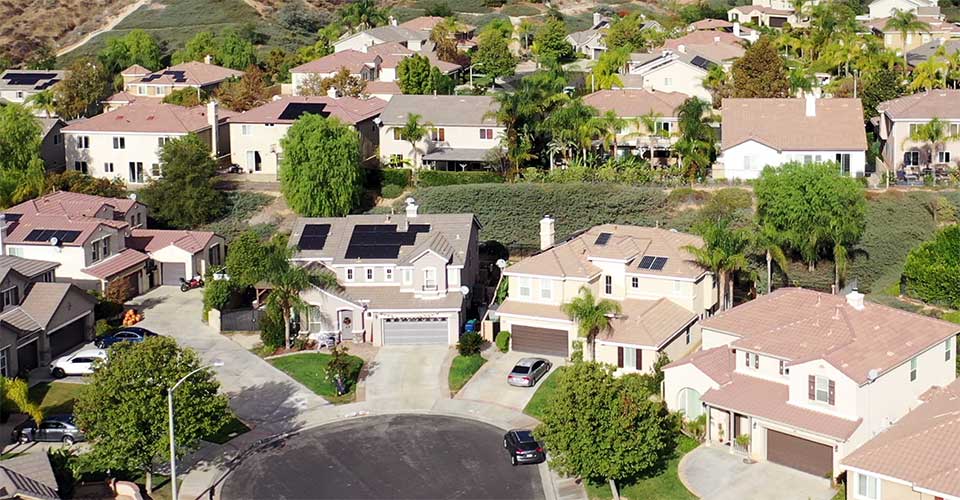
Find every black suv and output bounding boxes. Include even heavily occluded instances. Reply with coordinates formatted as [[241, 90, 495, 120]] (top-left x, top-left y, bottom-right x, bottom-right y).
[[503, 429, 545, 466], [11, 414, 85, 445]]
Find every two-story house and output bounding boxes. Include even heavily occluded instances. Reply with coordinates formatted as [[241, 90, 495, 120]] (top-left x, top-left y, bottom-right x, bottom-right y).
[[494, 219, 717, 370], [289, 199, 480, 346], [566, 13, 662, 60], [867, 13, 960, 52], [727, 0, 808, 27], [876, 90, 960, 178], [228, 95, 386, 175], [0, 255, 96, 378], [0, 70, 67, 116], [624, 32, 743, 100], [378, 95, 504, 170], [582, 89, 687, 165], [663, 288, 959, 480], [717, 95, 868, 180], [334, 21, 429, 53], [62, 101, 235, 184], [117, 59, 243, 100], [868, 0, 939, 19]]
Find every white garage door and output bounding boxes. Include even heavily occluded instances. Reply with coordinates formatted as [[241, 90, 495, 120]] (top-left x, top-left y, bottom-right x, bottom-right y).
[[382, 317, 449, 345]]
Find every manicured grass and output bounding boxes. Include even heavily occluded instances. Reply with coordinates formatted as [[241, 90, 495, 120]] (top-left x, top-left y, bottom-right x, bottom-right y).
[[523, 369, 561, 420], [0, 451, 24, 460], [501, 3, 541, 17], [413, 0, 492, 14], [942, 310, 960, 324], [268, 353, 364, 404], [204, 414, 250, 444], [448, 355, 486, 392], [27, 382, 85, 415], [585, 436, 699, 500]]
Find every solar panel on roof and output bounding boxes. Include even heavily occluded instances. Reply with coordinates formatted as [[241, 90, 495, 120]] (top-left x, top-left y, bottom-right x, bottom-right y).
[[690, 56, 714, 70], [279, 103, 330, 120], [650, 256, 668, 271], [3, 214, 21, 222], [59, 230, 81, 243], [595, 232, 612, 246], [3, 72, 58, 86], [24, 229, 80, 243], [408, 224, 430, 233], [302, 224, 330, 237], [343, 223, 427, 260], [638, 256, 655, 269]]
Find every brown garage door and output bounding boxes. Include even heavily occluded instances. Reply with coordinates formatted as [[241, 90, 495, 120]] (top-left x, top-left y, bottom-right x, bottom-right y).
[[511, 325, 568, 357], [766, 429, 833, 478], [49, 318, 87, 358]]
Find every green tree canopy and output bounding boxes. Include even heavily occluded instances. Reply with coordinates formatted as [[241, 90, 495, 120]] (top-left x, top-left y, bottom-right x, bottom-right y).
[[75, 337, 228, 491], [280, 114, 362, 216], [217, 28, 257, 70], [731, 36, 790, 98], [98, 29, 163, 74], [173, 32, 217, 64], [215, 65, 271, 111], [396, 54, 454, 95], [139, 134, 226, 228], [903, 224, 960, 307], [604, 13, 661, 52], [532, 18, 574, 67], [860, 66, 904, 118], [474, 26, 517, 82], [225, 231, 273, 287], [339, 0, 389, 31], [162, 87, 205, 107], [0, 103, 42, 171], [55, 58, 108, 119], [45, 170, 127, 198]]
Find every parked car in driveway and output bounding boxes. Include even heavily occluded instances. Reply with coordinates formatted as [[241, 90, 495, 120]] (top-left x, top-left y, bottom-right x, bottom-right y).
[[507, 358, 551, 387], [503, 429, 544, 466], [50, 348, 107, 378], [11, 414, 85, 445], [94, 326, 157, 348]]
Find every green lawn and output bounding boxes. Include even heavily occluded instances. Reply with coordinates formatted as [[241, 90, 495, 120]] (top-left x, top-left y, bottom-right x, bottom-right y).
[[942, 310, 960, 324], [585, 436, 699, 500], [268, 352, 364, 404], [523, 369, 561, 420], [448, 355, 486, 393], [28, 382, 85, 414], [204, 413, 250, 444]]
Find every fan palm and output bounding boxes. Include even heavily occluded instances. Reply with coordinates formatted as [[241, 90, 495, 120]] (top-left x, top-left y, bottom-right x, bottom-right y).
[[340, 0, 389, 32], [263, 246, 338, 349], [674, 97, 716, 181], [27, 90, 56, 117], [752, 224, 789, 294], [392, 113, 431, 170], [561, 286, 621, 362], [684, 217, 750, 310], [594, 110, 626, 158], [905, 117, 957, 167], [702, 65, 728, 106], [884, 11, 930, 66]]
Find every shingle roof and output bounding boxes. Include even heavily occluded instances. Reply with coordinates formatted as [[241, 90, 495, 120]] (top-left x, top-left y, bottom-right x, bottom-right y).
[[0, 255, 59, 279], [702, 373, 863, 440], [290, 49, 380, 74], [906, 40, 960, 67], [0, 453, 60, 500], [0, 282, 94, 333], [126, 229, 217, 254], [82, 249, 149, 280], [6, 191, 139, 218], [700, 288, 960, 384], [379, 95, 499, 126], [136, 61, 243, 86], [228, 96, 386, 125], [841, 379, 960, 497], [661, 30, 745, 61], [877, 89, 960, 120], [583, 89, 688, 118], [364, 80, 401, 95], [121, 64, 150, 76], [62, 102, 236, 134], [601, 298, 698, 348], [721, 98, 868, 152], [505, 225, 706, 280]]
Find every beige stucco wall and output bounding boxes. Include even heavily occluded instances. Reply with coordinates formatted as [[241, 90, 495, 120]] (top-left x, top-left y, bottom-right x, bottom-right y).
[[701, 326, 740, 349], [64, 131, 186, 183], [40, 121, 66, 171], [230, 122, 288, 175], [882, 117, 960, 170], [664, 363, 719, 418], [378, 124, 504, 168], [846, 474, 921, 500], [632, 60, 711, 101]]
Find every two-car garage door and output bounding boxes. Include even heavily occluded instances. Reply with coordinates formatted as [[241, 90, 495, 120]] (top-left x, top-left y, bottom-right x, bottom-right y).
[[382, 317, 448, 345], [511, 326, 568, 357], [766, 429, 833, 478]]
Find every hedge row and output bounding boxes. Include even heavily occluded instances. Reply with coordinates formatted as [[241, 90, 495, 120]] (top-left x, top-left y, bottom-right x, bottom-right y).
[[365, 168, 413, 188], [417, 170, 504, 187], [903, 224, 960, 307]]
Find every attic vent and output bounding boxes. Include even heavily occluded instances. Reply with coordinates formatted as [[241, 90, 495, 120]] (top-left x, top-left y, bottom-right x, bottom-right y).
[[594, 232, 612, 245]]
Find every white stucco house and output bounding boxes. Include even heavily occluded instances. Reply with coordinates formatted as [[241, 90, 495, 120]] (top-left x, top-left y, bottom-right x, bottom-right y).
[[0, 70, 67, 117], [868, 0, 939, 19], [625, 49, 718, 101], [716, 96, 868, 180], [663, 288, 959, 480]]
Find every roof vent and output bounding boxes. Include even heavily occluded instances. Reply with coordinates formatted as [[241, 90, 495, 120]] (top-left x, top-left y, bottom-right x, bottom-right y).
[[846, 290, 865, 311]]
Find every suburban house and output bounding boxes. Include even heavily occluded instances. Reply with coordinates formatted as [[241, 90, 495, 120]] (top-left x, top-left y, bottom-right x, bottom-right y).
[[1, 191, 224, 295], [0, 452, 61, 500], [0, 69, 66, 116], [868, 0, 940, 19], [687, 19, 759, 43], [118, 59, 243, 99], [662, 288, 959, 480], [378, 95, 504, 170], [289, 199, 481, 346], [866, 13, 960, 52], [727, 0, 800, 27], [717, 96, 868, 180], [39, 117, 66, 172], [399, 16, 477, 50], [494, 220, 717, 370], [905, 38, 960, 67], [581, 89, 687, 164], [0, 255, 96, 378], [567, 13, 662, 60], [229, 95, 386, 175], [334, 21, 429, 53], [660, 30, 746, 63], [841, 378, 960, 500], [876, 90, 960, 178], [61, 101, 235, 184], [625, 49, 719, 101]]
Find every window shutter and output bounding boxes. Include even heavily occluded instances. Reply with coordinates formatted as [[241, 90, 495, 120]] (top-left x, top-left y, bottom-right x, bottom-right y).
[[828, 380, 835, 406], [754, 354, 759, 369], [617, 347, 624, 368], [808, 375, 815, 400], [638, 349, 643, 370]]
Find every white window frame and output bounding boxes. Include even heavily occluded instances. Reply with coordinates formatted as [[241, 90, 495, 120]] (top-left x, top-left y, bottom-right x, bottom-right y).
[[815, 376, 830, 403], [242, 124, 252, 136], [946, 338, 953, 361], [0, 347, 7, 377], [402, 268, 412, 284], [345, 267, 355, 282], [104, 162, 114, 173], [1, 286, 18, 308], [78, 136, 90, 149], [423, 268, 437, 289], [624, 347, 638, 370], [604, 275, 613, 295], [517, 278, 531, 298], [385, 268, 394, 282], [855, 472, 879, 500], [113, 136, 125, 149], [631, 276, 639, 289], [539, 278, 552, 300], [939, 150, 951, 163], [100, 236, 111, 259], [910, 356, 917, 381], [365, 268, 374, 281]]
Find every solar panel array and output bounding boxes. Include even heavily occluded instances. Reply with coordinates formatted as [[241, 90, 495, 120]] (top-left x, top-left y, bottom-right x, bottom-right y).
[[2, 72, 60, 89], [298, 224, 331, 250], [690, 56, 715, 71], [3, 214, 21, 222], [344, 224, 430, 259], [24, 229, 81, 244], [142, 70, 188, 83], [638, 256, 668, 271], [279, 103, 330, 120], [594, 232, 612, 246]]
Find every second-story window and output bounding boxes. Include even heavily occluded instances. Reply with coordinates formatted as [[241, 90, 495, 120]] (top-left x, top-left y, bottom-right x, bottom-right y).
[[480, 128, 494, 139], [946, 339, 953, 361], [631, 276, 639, 289], [811, 375, 833, 405], [345, 268, 355, 281], [744, 351, 758, 369], [113, 137, 125, 149], [78, 136, 90, 149], [518, 278, 531, 298], [430, 128, 445, 141], [779, 360, 785, 375], [91, 240, 101, 262], [101, 236, 111, 259], [910, 357, 918, 381], [604, 275, 612, 295], [366, 268, 374, 281], [540, 279, 552, 300], [402, 269, 412, 284], [393, 129, 402, 140], [242, 125, 252, 136], [385, 268, 393, 282], [423, 268, 437, 290], [1, 287, 19, 309]]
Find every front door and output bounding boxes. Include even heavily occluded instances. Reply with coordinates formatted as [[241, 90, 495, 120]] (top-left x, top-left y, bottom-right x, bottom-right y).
[[338, 310, 354, 341]]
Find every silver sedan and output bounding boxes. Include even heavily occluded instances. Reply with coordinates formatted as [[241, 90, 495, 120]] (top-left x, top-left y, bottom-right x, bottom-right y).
[[507, 357, 552, 387]]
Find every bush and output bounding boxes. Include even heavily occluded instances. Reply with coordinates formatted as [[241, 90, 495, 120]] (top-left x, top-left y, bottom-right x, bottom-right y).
[[384, 168, 412, 187], [495, 330, 510, 352], [903, 224, 960, 307], [259, 302, 286, 351], [501, 3, 540, 16], [202, 279, 235, 319], [381, 184, 404, 199], [95, 320, 114, 338], [457, 332, 484, 356], [417, 170, 505, 187]]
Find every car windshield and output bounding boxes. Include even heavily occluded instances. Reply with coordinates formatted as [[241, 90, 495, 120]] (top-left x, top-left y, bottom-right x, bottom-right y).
[[512, 366, 531, 374]]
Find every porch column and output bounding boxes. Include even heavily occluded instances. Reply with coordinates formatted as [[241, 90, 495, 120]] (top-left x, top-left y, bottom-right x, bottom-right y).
[[704, 405, 712, 446], [729, 411, 735, 454]]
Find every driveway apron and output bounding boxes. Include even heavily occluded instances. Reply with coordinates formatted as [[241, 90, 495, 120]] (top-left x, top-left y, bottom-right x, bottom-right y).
[[456, 351, 565, 411], [363, 345, 452, 407]]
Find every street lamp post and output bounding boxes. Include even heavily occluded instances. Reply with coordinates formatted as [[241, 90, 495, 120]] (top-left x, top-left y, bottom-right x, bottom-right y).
[[168, 360, 223, 500]]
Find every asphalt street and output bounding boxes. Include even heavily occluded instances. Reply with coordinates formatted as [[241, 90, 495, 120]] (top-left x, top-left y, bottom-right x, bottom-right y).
[[221, 414, 545, 500]]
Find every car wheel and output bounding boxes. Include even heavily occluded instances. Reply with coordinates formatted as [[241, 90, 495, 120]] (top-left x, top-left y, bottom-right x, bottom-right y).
[[62, 435, 75, 446], [511, 456, 518, 466], [52, 367, 66, 379], [18, 434, 30, 444]]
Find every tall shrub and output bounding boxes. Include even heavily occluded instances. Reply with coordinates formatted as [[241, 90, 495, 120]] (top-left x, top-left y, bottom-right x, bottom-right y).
[[903, 225, 960, 307]]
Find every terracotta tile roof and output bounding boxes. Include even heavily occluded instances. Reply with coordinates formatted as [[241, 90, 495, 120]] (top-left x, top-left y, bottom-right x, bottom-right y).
[[878, 89, 960, 120], [496, 299, 570, 321], [601, 298, 698, 348], [689, 19, 734, 30], [398, 16, 446, 32], [82, 249, 149, 280], [121, 64, 150, 76], [364, 80, 401, 95], [505, 225, 706, 280], [665, 345, 734, 384], [291, 49, 379, 75], [0, 450, 59, 494], [302, 283, 465, 311], [3, 213, 127, 247], [136, 61, 243, 86], [126, 229, 216, 254], [728, 4, 794, 15], [842, 379, 960, 497], [228, 96, 386, 125], [701, 288, 960, 384], [380, 95, 497, 126], [62, 102, 236, 134], [583, 89, 688, 118], [7, 191, 139, 218], [661, 30, 746, 61], [721, 98, 868, 152], [867, 15, 960, 34], [703, 373, 863, 440], [0, 307, 41, 333], [0, 460, 59, 500]]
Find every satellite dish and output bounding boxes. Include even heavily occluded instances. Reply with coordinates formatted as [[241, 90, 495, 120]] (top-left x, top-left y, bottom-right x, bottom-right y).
[[48, 237, 59, 246], [460, 286, 470, 296], [495, 258, 507, 269]]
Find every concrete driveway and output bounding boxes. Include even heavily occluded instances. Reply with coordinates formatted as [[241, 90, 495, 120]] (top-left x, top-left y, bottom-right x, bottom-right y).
[[455, 351, 564, 411], [679, 446, 836, 500], [363, 345, 453, 408]]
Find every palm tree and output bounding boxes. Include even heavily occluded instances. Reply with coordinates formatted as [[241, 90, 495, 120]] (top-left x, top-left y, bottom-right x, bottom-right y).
[[674, 97, 716, 181], [340, 0, 389, 32], [264, 247, 338, 349], [684, 217, 750, 310], [27, 90, 56, 117], [517, 19, 535, 52], [905, 117, 957, 167], [884, 10, 930, 66], [910, 52, 947, 91], [702, 65, 728, 107], [594, 110, 626, 158], [561, 286, 621, 362], [751, 224, 789, 294], [392, 113, 431, 170]]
